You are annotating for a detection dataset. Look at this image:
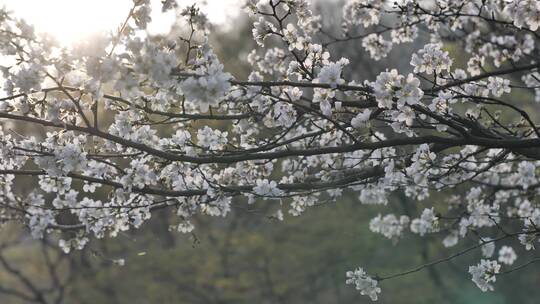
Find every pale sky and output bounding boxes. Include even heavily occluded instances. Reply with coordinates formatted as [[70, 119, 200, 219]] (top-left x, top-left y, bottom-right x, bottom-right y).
[[0, 0, 242, 45]]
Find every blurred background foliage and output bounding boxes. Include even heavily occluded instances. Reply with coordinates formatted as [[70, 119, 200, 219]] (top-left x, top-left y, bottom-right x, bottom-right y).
[[1, 1, 540, 303]]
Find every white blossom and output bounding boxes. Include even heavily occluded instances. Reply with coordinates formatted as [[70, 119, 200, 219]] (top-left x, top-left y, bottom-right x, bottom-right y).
[[469, 260, 501, 292], [12, 63, 42, 93], [351, 109, 372, 128], [518, 233, 537, 251], [362, 34, 392, 61], [443, 231, 459, 248], [410, 208, 439, 236], [343, 0, 383, 28], [504, 0, 540, 31], [517, 161, 537, 189], [315, 59, 349, 88], [197, 126, 228, 150], [411, 43, 452, 75], [498, 246, 517, 265], [369, 213, 409, 240], [487, 77, 511, 97], [252, 17, 276, 46], [372, 69, 423, 109], [345, 267, 381, 301], [179, 59, 232, 112], [253, 179, 283, 197]]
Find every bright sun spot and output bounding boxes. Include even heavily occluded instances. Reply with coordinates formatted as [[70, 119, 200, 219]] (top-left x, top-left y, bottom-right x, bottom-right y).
[[0, 0, 135, 45], [0, 0, 240, 46]]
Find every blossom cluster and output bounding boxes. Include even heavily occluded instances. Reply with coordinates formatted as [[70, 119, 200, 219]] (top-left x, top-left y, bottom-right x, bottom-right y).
[[469, 259, 501, 292], [345, 268, 381, 301]]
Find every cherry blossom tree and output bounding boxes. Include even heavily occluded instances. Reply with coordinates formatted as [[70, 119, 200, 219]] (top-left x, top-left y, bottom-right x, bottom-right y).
[[1, 0, 540, 300]]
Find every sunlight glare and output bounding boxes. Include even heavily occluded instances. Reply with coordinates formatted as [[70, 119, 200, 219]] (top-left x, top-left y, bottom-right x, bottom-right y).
[[0, 0, 135, 45], [0, 0, 241, 46]]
